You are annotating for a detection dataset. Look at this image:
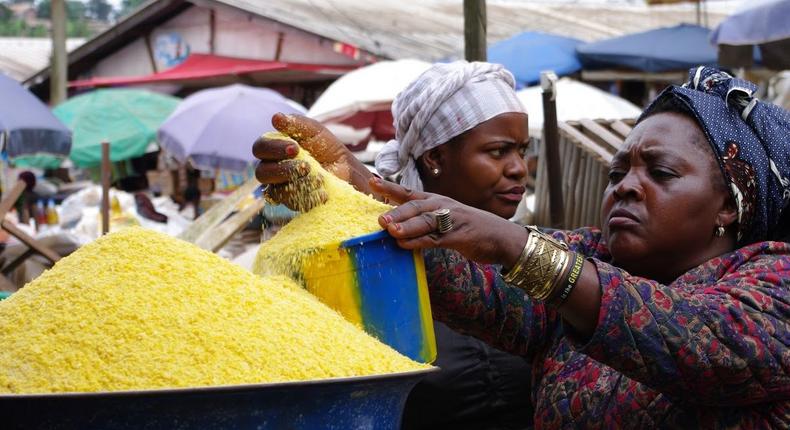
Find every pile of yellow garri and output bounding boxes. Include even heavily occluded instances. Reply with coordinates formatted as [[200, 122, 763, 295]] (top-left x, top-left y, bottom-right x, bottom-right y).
[[0, 228, 427, 394]]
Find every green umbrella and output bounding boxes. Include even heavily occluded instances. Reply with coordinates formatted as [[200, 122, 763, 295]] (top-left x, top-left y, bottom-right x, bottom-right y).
[[53, 89, 180, 168], [10, 154, 64, 169]]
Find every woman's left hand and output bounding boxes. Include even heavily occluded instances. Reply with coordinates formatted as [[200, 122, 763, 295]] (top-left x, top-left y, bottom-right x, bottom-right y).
[[370, 178, 528, 267]]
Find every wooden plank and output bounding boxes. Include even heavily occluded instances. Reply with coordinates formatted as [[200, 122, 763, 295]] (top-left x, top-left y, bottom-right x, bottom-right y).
[[101, 141, 111, 235], [581, 70, 685, 83], [610, 120, 633, 139], [195, 198, 266, 253], [177, 177, 261, 244], [0, 182, 26, 219], [558, 122, 613, 164], [579, 119, 623, 153], [2, 248, 36, 276], [0, 273, 16, 292], [1, 221, 61, 264]]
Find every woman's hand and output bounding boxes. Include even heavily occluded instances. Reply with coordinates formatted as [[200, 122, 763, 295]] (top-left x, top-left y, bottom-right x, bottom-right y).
[[252, 113, 375, 210], [370, 178, 528, 267]]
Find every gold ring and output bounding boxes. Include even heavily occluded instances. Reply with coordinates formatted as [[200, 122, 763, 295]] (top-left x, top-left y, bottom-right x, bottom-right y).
[[433, 208, 453, 234]]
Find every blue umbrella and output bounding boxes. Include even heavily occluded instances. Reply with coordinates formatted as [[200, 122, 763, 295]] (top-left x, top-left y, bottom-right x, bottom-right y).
[[711, 0, 790, 69], [489, 32, 582, 88], [158, 84, 305, 172], [577, 24, 719, 73], [0, 73, 71, 168]]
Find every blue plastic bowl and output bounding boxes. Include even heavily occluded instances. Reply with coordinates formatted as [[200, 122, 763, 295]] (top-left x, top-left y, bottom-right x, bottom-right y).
[[0, 368, 437, 430]]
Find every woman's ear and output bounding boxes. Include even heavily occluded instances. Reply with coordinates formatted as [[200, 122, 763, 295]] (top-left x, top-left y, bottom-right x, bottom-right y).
[[716, 194, 739, 229], [420, 147, 444, 175]]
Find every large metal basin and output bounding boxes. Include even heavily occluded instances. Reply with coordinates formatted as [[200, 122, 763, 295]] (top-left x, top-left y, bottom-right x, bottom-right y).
[[0, 368, 436, 430]]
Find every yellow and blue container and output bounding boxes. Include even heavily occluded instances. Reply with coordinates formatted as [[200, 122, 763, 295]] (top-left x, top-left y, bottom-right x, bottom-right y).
[[302, 230, 437, 363]]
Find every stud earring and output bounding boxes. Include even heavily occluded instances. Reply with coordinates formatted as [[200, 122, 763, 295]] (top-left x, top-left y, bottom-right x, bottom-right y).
[[715, 225, 725, 237], [432, 168, 440, 177]]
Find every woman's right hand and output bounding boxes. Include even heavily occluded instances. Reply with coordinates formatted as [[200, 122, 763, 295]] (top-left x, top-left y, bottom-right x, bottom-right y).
[[252, 113, 375, 211]]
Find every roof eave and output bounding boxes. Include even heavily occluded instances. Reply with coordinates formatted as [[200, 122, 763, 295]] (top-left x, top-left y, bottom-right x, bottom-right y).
[[23, 0, 190, 93]]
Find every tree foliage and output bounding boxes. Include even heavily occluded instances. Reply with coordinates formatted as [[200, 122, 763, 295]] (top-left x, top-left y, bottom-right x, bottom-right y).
[[117, 0, 145, 19], [86, 0, 110, 21], [0, 0, 98, 37]]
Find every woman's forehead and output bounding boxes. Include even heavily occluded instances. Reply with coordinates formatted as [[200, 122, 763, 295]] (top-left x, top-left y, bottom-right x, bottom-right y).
[[464, 112, 529, 140], [617, 114, 707, 160]]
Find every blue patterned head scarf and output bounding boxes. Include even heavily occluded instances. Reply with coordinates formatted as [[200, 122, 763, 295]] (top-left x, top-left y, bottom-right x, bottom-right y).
[[640, 66, 790, 244]]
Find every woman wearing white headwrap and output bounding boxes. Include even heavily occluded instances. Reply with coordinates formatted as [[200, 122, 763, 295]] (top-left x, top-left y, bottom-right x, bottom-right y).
[[376, 61, 524, 190], [254, 61, 533, 429]]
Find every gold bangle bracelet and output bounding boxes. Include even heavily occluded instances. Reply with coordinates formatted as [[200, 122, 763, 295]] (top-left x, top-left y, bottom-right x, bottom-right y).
[[502, 226, 570, 301], [530, 244, 568, 301], [502, 228, 537, 284]]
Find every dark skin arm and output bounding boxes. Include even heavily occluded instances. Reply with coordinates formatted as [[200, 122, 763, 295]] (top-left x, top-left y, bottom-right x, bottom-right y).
[[370, 177, 602, 339]]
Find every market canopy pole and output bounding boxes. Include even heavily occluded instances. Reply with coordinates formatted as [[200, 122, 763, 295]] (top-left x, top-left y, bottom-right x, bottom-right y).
[[464, 0, 487, 61], [101, 141, 110, 235], [540, 71, 564, 228], [50, 0, 67, 105]]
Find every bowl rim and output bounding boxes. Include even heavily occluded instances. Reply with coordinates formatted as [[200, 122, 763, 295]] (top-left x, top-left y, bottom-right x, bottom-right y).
[[0, 367, 439, 399]]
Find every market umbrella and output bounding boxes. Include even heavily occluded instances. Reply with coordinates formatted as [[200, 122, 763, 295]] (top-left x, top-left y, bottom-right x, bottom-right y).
[[0, 73, 71, 168], [711, 0, 790, 69], [488, 31, 582, 88], [157, 84, 305, 172], [53, 89, 180, 168], [577, 24, 718, 72], [307, 59, 432, 149]]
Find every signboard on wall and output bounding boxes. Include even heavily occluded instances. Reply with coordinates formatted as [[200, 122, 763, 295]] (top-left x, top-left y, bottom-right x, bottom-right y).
[[155, 32, 191, 69]]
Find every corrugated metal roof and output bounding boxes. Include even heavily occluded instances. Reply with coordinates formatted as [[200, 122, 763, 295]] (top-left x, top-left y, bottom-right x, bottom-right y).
[[213, 0, 733, 61], [23, 0, 737, 94], [0, 37, 85, 81]]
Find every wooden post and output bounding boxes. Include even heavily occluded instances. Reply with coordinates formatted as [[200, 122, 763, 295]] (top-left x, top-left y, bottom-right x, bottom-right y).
[[695, 0, 701, 26], [463, 0, 487, 61], [274, 32, 285, 61], [101, 141, 111, 235], [50, 0, 67, 105], [209, 9, 216, 54], [541, 71, 564, 228]]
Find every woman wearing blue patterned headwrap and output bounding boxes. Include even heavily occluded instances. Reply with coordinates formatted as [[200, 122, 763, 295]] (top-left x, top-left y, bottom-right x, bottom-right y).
[[253, 66, 790, 427], [646, 66, 790, 244]]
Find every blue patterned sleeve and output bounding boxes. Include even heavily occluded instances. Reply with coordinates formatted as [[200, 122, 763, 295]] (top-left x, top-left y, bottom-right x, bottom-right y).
[[570, 241, 790, 405]]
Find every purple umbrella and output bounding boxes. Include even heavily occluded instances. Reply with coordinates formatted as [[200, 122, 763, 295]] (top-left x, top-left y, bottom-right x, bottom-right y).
[[0, 73, 71, 168], [157, 84, 305, 172]]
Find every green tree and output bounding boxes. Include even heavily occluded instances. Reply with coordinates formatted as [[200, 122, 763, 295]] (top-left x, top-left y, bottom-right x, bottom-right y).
[[66, 0, 86, 20], [35, 0, 49, 19], [0, 3, 12, 21], [117, 0, 145, 19], [0, 17, 47, 36], [37, 0, 87, 21], [67, 17, 90, 37], [86, 0, 110, 21]]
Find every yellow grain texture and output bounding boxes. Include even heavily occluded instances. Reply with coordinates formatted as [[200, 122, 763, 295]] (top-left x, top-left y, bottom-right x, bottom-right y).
[[0, 227, 427, 394], [253, 132, 391, 278]]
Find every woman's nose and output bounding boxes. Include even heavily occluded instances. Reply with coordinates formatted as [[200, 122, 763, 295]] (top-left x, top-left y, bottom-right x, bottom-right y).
[[613, 171, 645, 200], [504, 154, 527, 179]]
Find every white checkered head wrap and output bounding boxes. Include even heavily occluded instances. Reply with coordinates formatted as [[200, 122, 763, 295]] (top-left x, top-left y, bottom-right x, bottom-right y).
[[374, 61, 526, 191]]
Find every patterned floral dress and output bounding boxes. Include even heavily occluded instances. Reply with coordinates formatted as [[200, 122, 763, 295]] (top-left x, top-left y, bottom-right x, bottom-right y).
[[424, 227, 790, 429]]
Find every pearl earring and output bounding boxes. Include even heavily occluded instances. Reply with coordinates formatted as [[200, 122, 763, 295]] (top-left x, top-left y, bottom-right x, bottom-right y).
[[432, 168, 440, 177], [715, 225, 725, 237]]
